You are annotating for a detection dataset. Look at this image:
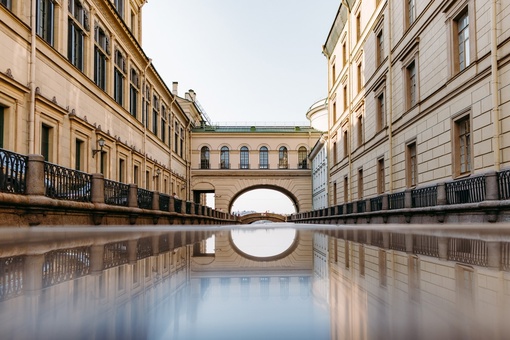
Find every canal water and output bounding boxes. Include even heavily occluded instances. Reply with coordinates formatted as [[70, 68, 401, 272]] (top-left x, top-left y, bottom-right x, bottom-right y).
[[0, 223, 509, 339]]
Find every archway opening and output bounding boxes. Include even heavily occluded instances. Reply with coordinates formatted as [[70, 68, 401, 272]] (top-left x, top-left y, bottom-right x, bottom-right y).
[[230, 228, 297, 259], [230, 188, 296, 215]]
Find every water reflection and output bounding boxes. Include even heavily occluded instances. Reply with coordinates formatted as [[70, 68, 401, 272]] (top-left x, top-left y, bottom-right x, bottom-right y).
[[0, 225, 509, 339]]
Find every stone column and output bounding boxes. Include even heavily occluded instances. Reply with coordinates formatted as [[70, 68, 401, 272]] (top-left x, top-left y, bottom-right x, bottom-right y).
[[23, 254, 45, 292], [128, 239, 138, 265], [382, 232, 390, 249], [437, 183, 447, 205], [438, 237, 448, 260], [485, 171, 499, 200], [91, 173, 104, 204], [382, 194, 389, 210], [26, 154, 45, 195], [404, 189, 413, 208], [90, 244, 105, 274], [152, 192, 160, 210], [487, 241, 501, 269], [128, 184, 138, 208], [152, 235, 160, 256], [405, 234, 413, 253]]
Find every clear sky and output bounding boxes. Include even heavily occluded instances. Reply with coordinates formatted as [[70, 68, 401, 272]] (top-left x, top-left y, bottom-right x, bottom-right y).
[[142, 0, 338, 124]]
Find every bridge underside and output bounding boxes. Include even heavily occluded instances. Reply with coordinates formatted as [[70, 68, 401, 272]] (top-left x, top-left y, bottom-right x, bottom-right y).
[[191, 169, 312, 213], [238, 213, 287, 224]]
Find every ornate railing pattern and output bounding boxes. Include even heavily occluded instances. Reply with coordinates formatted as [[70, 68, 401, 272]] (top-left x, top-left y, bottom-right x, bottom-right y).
[[42, 247, 91, 287], [498, 170, 510, 200], [357, 200, 366, 213], [0, 256, 24, 301], [186, 201, 192, 214], [136, 237, 153, 260], [389, 233, 406, 251], [103, 241, 129, 269], [412, 186, 437, 208], [346, 203, 353, 214], [159, 194, 170, 211], [389, 192, 405, 210], [137, 188, 153, 209], [0, 149, 27, 194], [174, 198, 182, 213], [371, 231, 384, 247], [44, 162, 92, 202], [445, 176, 486, 204], [370, 196, 383, 212], [448, 238, 488, 267], [104, 179, 129, 206], [357, 230, 367, 244], [413, 235, 439, 257]]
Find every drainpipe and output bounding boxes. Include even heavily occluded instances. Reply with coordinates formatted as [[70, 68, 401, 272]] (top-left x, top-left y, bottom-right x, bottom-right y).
[[142, 58, 152, 189], [388, 0, 394, 193], [491, 0, 500, 172], [28, 0, 37, 154]]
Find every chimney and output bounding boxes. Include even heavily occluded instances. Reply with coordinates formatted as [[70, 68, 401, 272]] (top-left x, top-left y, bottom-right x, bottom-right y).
[[172, 82, 178, 96], [188, 89, 196, 101]]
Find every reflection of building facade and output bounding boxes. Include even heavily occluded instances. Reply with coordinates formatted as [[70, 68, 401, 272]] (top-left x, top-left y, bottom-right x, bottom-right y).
[[0, 1, 202, 200], [324, 1, 510, 206]]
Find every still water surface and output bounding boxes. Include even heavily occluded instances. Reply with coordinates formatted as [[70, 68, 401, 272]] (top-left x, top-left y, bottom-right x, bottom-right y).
[[0, 223, 509, 339]]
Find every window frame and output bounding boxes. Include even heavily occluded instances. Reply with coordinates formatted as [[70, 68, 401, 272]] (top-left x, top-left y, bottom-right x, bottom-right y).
[[94, 24, 110, 91], [240, 146, 249, 169], [278, 146, 288, 169], [406, 140, 418, 188], [377, 157, 385, 194], [220, 146, 230, 169], [446, 1, 476, 77], [36, 0, 55, 46], [200, 146, 210, 169], [114, 49, 126, 106], [452, 111, 472, 177], [259, 146, 269, 169]]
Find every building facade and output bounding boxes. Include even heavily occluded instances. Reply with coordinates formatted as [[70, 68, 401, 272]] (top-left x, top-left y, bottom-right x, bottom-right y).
[[0, 0, 201, 200], [324, 0, 510, 206]]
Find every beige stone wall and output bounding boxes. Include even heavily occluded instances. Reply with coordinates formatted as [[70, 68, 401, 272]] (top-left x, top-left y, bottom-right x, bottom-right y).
[[325, 0, 510, 207]]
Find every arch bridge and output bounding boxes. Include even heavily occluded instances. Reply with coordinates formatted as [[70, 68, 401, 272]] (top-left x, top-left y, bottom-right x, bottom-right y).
[[191, 124, 322, 213], [238, 212, 287, 224]]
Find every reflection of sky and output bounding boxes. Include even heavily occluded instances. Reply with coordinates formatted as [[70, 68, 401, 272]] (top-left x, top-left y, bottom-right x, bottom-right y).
[[230, 228, 297, 257], [154, 277, 330, 340]]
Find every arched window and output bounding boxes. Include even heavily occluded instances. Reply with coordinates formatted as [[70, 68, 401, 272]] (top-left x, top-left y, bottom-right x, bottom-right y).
[[298, 146, 308, 169], [220, 146, 230, 169], [259, 146, 268, 169], [279, 146, 288, 169], [200, 146, 210, 169], [240, 146, 249, 169]]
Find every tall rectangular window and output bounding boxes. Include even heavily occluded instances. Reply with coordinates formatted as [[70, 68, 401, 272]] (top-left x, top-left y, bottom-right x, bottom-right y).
[[133, 165, 139, 185], [455, 115, 471, 176], [0, 107, 4, 149], [36, 0, 55, 46], [75, 139, 83, 170], [179, 128, 184, 158], [41, 124, 51, 161], [342, 41, 347, 65], [332, 102, 337, 123], [129, 68, 139, 118], [240, 147, 249, 169], [1, 0, 12, 10], [114, 0, 124, 17], [161, 105, 166, 143], [331, 62, 336, 84], [343, 85, 348, 112], [143, 85, 150, 128], [68, 0, 86, 71], [119, 159, 125, 183], [357, 114, 363, 147], [152, 95, 159, 135], [377, 30, 384, 66], [333, 182, 337, 205], [406, 142, 417, 187], [407, 0, 416, 27], [333, 141, 337, 164], [457, 11, 470, 71], [377, 92, 385, 131], [357, 62, 363, 92], [407, 61, 417, 108], [174, 122, 179, 153], [343, 129, 348, 158], [94, 26, 109, 91], [344, 176, 348, 203], [377, 158, 385, 194], [358, 168, 363, 199], [114, 50, 126, 105], [356, 13, 361, 41]]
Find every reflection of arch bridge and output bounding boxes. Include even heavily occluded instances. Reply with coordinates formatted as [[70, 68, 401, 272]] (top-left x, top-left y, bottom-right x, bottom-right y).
[[191, 125, 321, 213], [238, 213, 287, 224]]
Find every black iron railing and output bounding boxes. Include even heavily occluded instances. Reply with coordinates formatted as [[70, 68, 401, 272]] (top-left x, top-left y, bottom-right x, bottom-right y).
[[446, 176, 486, 204], [412, 185, 437, 207], [498, 169, 510, 200], [371, 231, 384, 247], [448, 238, 488, 266], [370, 196, 383, 211], [389, 232, 406, 251], [104, 179, 129, 206], [0, 256, 24, 301], [0, 149, 27, 194], [44, 162, 92, 202], [346, 202, 353, 214], [42, 247, 91, 287], [137, 188, 152, 209], [389, 192, 405, 210], [357, 200, 366, 213], [159, 234, 170, 252], [136, 237, 153, 260], [103, 241, 129, 269], [159, 193, 170, 211], [186, 201, 192, 214], [174, 198, 182, 213], [413, 235, 439, 257]]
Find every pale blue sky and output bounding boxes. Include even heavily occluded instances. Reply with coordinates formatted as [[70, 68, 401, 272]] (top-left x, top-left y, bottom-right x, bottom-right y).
[[142, 0, 338, 124]]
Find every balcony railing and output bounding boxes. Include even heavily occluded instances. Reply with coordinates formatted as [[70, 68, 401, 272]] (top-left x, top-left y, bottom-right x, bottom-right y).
[[389, 192, 405, 210], [0, 256, 24, 301], [0, 149, 27, 194], [413, 235, 439, 257], [446, 176, 486, 204], [104, 179, 129, 206], [448, 238, 488, 267], [389, 232, 406, 251], [44, 162, 92, 202], [498, 169, 510, 200], [103, 241, 129, 269], [370, 196, 383, 211], [137, 188, 153, 209], [412, 185, 437, 208], [42, 247, 91, 288]]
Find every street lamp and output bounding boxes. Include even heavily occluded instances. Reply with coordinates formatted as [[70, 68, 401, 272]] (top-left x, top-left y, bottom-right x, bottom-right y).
[[92, 137, 105, 157]]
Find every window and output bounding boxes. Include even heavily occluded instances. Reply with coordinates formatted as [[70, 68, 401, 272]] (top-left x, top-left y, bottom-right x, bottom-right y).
[[456, 11, 470, 72], [200, 146, 210, 169], [343, 176, 348, 203], [333, 182, 337, 205], [133, 164, 139, 185], [143, 85, 150, 128], [333, 141, 337, 164], [152, 94, 159, 135], [356, 12, 361, 41], [36, 0, 55, 46], [161, 105, 166, 143], [259, 146, 268, 169], [240, 146, 249, 169], [220, 146, 230, 169], [298, 146, 307, 169], [68, 0, 87, 71], [129, 68, 139, 118], [1, 0, 11, 10], [377, 30, 384, 66], [358, 168, 363, 199], [343, 129, 348, 158], [0, 107, 4, 148], [406, 0, 416, 28], [114, 50, 126, 105], [94, 26, 109, 91], [179, 128, 184, 158], [357, 114, 363, 147], [75, 139, 84, 170], [342, 41, 347, 65], [113, 0, 124, 17], [454, 114, 471, 176], [376, 91, 385, 131], [174, 122, 179, 153], [343, 85, 348, 112], [119, 159, 125, 183], [377, 158, 385, 194], [407, 61, 417, 108], [278, 146, 288, 169], [357, 62, 363, 92], [332, 102, 337, 123], [41, 124, 52, 161], [406, 141, 417, 187], [331, 62, 336, 85]]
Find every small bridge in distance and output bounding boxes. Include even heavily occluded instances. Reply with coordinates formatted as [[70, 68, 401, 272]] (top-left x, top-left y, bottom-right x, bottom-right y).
[[238, 213, 287, 224]]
